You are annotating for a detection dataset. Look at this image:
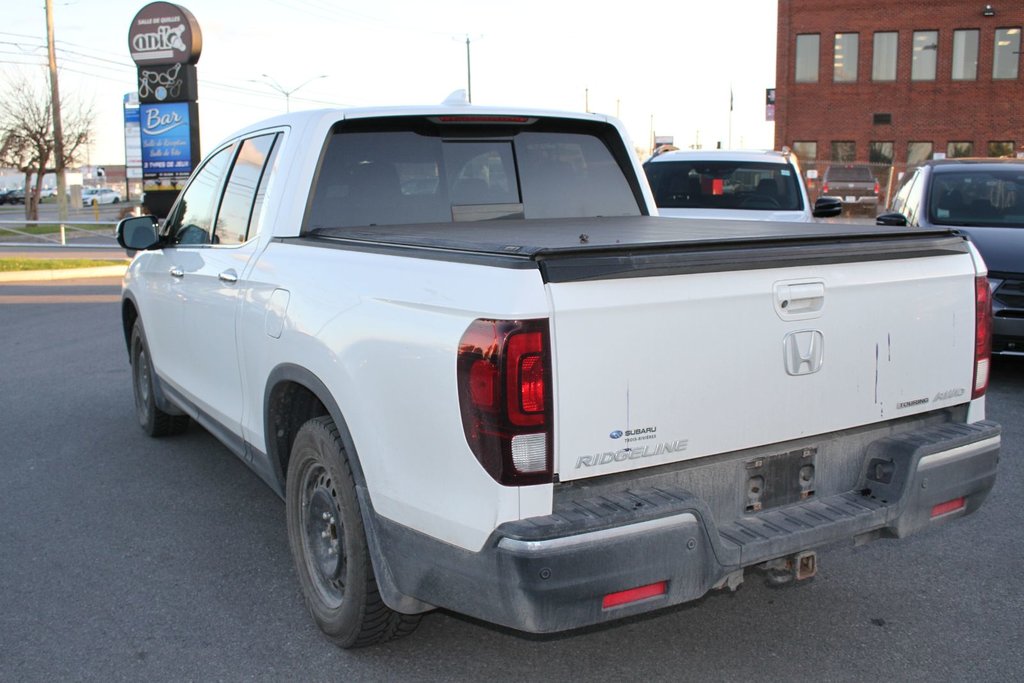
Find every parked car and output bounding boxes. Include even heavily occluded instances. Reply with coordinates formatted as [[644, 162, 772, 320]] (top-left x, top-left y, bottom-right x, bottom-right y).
[[82, 187, 121, 206], [643, 149, 841, 221], [877, 157, 1024, 354], [1, 188, 26, 205], [820, 164, 880, 215]]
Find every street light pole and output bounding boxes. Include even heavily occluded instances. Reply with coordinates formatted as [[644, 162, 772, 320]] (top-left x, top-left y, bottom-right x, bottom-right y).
[[258, 74, 327, 113]]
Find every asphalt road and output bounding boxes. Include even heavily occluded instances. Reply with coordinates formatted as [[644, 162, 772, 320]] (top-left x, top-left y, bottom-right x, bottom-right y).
[[2, 277, 1022, 681]]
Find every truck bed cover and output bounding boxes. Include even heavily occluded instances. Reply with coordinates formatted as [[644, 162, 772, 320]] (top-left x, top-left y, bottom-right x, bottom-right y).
[[306, 216, 969, 282]]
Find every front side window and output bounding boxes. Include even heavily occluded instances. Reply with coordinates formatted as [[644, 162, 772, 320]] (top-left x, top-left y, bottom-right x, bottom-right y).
[[872, 32, 898, 81], [163, 144, 236, 245], [947, 141, 975, 158], [912, 30, 938, 81], [795, 34, 820, 82], [929, 169, 1024, 227], [891, 169, 919, 216], [952, 29, 979, 80], [644, 160, 804, 211], [305, 120, 639, 230], [214, 134, 279, 245], [993, 28, 1021, 79], [907, 141, 934, 165], [834, 33, 859, 82]]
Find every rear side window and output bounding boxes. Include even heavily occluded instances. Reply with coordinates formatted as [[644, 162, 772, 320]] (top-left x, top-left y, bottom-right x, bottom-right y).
[[644, 160, 804, 211], [304, 119, 640, 230]]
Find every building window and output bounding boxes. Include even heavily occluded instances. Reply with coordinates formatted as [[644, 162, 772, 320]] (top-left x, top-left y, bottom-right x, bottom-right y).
[[988, 141, 1015, 157], [796, 34, 820, 82], [947, 141, 974, 158], [869, 142, 894, 165], [834, 33, 859, 82], [873, 32, 898, 81], [831, 141, 856, 162], [952, 29, 979, 80], [912, 30, 938, 81], [993, 28, 1021, 79], [907, 142, 934, 165], [792, 141, 817, 161]]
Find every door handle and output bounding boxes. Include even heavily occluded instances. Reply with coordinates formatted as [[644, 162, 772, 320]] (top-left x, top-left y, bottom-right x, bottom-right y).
[[169, 267, 184, 278], [218, 270, 239, 284]]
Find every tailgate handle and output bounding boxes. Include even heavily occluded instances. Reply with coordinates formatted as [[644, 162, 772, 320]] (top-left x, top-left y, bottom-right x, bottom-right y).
[[775, 281, 825, 319]]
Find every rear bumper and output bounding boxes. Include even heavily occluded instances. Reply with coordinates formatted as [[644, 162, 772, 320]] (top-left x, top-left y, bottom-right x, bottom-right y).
[[992, 314, 1024, 354], [368, 420, 999, 634]]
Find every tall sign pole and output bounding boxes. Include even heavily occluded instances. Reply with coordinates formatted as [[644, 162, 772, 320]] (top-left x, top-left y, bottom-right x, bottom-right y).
[[45, 0, 68, 220], [128, 2, 203, 218]]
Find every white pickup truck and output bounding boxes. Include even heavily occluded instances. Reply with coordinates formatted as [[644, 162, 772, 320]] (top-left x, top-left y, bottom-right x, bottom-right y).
[[117, 103, 1000, 648]]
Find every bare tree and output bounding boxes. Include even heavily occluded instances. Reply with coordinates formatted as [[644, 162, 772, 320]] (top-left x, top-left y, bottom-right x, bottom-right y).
[[0, 70, 94, 221]]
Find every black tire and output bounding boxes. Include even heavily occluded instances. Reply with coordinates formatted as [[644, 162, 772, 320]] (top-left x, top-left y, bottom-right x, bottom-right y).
[[286, 416, 420, 648], [113, 197, 120, 204], [130, 321, 189, 436]]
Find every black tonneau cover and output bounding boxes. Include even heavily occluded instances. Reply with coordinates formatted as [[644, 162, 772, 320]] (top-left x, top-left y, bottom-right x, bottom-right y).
[[306, 216, 970, 283]]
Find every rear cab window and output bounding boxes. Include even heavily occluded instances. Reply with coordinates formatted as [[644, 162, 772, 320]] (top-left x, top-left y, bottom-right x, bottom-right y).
[[644, 160, 804, 211], [303, 116, 643, 231]]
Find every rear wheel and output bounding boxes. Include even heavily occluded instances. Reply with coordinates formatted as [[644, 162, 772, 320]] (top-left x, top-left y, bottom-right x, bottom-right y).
[[130, 322, 189, 436], [286, 416, 420, 648]]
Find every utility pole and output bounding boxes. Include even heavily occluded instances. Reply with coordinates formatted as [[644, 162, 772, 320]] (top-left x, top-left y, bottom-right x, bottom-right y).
[[45, 0, 67, 220], [465, 35, 472, 103]]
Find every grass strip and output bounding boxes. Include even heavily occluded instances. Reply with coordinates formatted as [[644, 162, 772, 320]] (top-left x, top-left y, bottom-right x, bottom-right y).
[[0, 259, 127, 272]]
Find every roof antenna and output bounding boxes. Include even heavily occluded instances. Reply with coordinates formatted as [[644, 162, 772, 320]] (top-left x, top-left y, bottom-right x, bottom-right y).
[[442, 89, 469, 106]]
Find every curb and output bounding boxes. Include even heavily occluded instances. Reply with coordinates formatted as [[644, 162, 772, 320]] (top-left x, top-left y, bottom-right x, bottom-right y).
[[0, 264, 129, 283]]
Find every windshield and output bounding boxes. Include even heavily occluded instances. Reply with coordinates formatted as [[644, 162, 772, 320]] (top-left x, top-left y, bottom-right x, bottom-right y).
[[929, 169, 1024, 227], [644, 160, 804, 211]]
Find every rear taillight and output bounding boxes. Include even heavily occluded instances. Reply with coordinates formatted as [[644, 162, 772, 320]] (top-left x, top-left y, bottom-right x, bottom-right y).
[[822, 182, 829, 194], [458, 319, 553, 486], [873, 181, 880, 195], [973, 276, 992, 399]]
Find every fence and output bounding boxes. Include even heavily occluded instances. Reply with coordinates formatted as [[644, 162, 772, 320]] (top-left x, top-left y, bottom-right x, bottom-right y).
[[0, 220, 119, 247]]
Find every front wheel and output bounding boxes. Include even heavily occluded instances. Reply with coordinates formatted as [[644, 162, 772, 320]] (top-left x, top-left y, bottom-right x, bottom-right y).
[[286, 416, 421, 648], [130, 322, 189, 436]]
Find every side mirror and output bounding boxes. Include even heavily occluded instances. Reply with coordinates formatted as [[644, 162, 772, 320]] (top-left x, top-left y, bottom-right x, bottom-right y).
[[117, 215, 161, 250], [875, 212, 908, 227], [812, 196, 843, 218]]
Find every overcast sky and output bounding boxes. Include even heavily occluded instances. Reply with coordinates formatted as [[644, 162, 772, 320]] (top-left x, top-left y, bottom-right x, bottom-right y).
[[2, 0, 778, 165]]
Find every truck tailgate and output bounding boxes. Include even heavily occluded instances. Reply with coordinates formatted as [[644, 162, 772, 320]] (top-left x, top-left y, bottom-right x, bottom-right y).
[[546, 245, 978, 482]]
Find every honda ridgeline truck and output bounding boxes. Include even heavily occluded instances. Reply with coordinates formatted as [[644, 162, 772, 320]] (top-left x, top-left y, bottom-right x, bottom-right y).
[[116, 102, 1000, 648]]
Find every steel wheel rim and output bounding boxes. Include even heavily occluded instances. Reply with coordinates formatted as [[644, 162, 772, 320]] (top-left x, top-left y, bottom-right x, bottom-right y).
[[300, 461, 346, 608]]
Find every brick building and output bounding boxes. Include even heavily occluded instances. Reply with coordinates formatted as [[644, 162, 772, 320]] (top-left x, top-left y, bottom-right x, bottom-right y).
[[774, 0, 1024, 177]]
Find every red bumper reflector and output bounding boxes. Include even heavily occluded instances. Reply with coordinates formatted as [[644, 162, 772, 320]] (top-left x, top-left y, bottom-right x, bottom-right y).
[[602, 581, 668, 609], [931, 497, 966, 518]]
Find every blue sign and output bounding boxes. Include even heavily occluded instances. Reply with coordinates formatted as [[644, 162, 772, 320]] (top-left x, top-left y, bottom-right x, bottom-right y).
[[140, 102, 193, 177]]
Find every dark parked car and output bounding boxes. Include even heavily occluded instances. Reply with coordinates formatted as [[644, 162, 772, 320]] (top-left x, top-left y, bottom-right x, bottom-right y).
[[0, 188, 25, 205], [877, 158, 1024, 355], [821, 164, 880, 215]]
